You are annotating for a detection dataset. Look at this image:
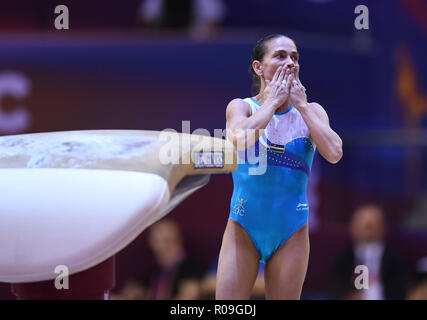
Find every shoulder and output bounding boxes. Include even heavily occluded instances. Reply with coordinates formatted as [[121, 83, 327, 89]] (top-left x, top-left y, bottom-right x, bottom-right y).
[[308, 102, 329, 123], [226, 98, 251, 112], [226, 98, 252, 118]]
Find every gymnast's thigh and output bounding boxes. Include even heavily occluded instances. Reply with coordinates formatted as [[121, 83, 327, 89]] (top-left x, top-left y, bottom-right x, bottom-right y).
[[216, 219, 260, 300], [264, 223, 310, 300]]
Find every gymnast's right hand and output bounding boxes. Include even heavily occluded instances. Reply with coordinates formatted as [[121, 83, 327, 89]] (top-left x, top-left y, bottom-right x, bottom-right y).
[[264, 65, 293, 108]]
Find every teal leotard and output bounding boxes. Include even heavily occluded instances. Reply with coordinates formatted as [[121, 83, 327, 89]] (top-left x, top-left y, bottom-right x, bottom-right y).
[[228, 97, 316, 263]]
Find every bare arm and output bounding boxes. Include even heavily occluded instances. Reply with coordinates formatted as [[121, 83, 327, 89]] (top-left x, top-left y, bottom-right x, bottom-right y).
[[225, 98, 277, 150], [298, 102, 343, 164], [287, 71, 343, 164]]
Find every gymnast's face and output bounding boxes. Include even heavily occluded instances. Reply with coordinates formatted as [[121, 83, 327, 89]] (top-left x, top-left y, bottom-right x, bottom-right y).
[[254, 37, 300, 83]]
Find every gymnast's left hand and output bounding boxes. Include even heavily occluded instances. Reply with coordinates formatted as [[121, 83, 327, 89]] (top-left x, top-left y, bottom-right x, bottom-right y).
[[289, 72, 308, 109]]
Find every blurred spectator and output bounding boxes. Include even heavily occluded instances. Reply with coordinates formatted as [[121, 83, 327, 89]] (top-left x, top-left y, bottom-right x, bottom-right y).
[[407, 257, 427, 300], [137, 0, 226, 36], [112, 218, 205, 300], [200, 258, 266, 300], [330, 204, 409, 300]]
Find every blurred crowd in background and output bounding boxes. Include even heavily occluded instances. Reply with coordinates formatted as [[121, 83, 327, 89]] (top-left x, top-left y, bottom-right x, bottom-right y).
[[0, 0, 426, 299], [110, 209, 427, 300]]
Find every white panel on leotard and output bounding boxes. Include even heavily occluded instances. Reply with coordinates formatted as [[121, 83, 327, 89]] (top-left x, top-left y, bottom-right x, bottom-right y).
[[243, 98, 316, 150]]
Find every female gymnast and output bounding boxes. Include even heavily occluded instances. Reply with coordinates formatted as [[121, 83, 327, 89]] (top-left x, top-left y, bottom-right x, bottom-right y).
[[217, 34, 343, 299]]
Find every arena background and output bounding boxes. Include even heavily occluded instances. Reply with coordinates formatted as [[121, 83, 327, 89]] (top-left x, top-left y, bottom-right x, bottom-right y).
[[0, 0, 426, 299]]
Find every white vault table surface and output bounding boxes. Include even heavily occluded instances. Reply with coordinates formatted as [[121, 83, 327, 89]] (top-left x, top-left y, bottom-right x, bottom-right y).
[[0, 130, 169, 173], [0, 130, 236, 283]]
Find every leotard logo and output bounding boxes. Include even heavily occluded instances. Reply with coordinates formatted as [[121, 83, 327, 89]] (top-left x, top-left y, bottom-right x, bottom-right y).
[[296, 203, 309, 211], [232, 197, 247, 216]]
